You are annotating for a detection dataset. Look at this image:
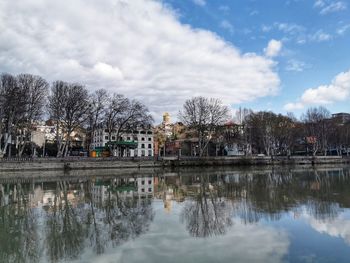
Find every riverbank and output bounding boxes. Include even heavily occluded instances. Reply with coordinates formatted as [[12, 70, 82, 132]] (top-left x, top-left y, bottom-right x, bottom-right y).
[[0, 155, 349, 172], [0, 163, 349, 182]]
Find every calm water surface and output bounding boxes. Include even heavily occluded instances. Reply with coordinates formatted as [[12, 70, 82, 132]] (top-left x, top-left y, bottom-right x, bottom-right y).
[[1, 166, 350, 263]]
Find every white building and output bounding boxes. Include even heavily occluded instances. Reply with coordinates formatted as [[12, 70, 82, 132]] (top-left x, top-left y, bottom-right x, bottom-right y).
[[91, 126, 154, 157], [33, 122, 57, 143]]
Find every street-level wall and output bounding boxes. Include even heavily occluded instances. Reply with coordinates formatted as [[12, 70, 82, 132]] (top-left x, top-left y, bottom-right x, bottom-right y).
[[0, 156, 349, 172]]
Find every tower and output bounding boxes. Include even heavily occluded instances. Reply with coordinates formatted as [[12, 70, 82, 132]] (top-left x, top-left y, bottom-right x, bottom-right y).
[[163, 112, 170, 125]]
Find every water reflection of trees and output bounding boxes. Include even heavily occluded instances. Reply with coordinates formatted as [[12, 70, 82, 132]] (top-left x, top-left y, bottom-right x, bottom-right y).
[[85, 181, 154, 255], [228, 168, 350, 222], [176, 168, 350, 237], [1, 167, 350, 259], [45, 181, 85, 262], [0, 183, 40, 263], [0, 179, 154, 263], [180, 175, 232, 237]]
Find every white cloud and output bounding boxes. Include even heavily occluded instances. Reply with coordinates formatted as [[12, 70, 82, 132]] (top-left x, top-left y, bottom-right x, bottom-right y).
[[192, 0, 206, 7], [93, 62, 123, 80], [220, 20, 234, 33], [284, 69, 350, 110], [262, 22, 335, 44], [314, 0, 326, 8], [309, 30, 332, 42], [275, 22, 305, 34], [314, 0, 347, 14], [337, 24, 350, 35], [264, 39, 283, 57], [0, 0, 280, 120], [262, 22, 307, 44], [284, 102, 305, 111], [285, 59, 307, 72], [261, 25, 272, 32]]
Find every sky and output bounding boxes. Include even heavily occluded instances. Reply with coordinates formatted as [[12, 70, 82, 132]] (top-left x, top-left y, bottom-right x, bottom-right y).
[[0, 0, 350, 122]]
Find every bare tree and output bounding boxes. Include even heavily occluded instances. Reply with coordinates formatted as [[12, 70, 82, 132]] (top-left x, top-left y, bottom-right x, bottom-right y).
[[302, 107, 331, 156], [48, 81, 68, 156], [245, 111, 296, 156], [104, 94, 129, 147], [48, 82, 89, 157], [16, 74, 48, 157], [87, 89, 108, 150], [104, 96, 153, 152], [235, 107, 253, 125], [179, 97, 230, 156], [114, 99, 153, 140], [0, 78, 5, 157], [0, 74, 22, 157]]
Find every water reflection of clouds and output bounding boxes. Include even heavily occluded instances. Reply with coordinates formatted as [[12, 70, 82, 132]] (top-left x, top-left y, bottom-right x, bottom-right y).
[[79, 202, 290, 263], [304, 211, 350, 245]]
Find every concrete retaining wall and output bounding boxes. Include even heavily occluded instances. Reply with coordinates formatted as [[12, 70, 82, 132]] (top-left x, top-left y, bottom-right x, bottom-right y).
[[0, 156, 349, 172], [166, 156, 350, 167]]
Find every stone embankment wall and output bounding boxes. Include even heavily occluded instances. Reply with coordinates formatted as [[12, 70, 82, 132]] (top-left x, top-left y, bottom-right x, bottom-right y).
[[0, 157, 160, 172], [0, 156, 349, 172], [164, 156, 350, 167]]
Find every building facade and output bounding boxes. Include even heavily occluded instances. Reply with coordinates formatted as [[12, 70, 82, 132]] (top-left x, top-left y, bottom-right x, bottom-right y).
[[332, 113, 350, 124], [91, 126, 154, 157]]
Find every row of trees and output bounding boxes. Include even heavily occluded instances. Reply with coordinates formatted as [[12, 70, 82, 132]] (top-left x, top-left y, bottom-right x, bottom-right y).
[[179, 97, 350, 156], [0, 73, 152, 158], [1, 72, 349, 158], [244, 107, 350, 156]]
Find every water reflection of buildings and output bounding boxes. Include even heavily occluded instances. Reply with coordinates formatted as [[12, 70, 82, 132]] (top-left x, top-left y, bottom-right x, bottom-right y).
[[0, 182, 83, 210], [91, 176, 155, 205], [91, 185, 109, 204], [2, 167, 350, 218], [137, 177, 154, 196], [1, 167, 350, 260]]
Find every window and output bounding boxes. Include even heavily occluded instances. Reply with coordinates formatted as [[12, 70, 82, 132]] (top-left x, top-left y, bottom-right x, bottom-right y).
[[148, 150, 152, 156], [148, 188, 152, 192], [127, 137, 131, 140], [141, 150, 145, 156], [141, 188, 145, 192], [147, 131, 153, 134], [140, 131, 146, 134], [141, 137, 145, 141], [148, 137, 152, 141], [148, 180, 152, 185], [112, 136, 115, 140], [141, 180, 145, 185], [105, 136, 108, 140], [141, 144, 145, 148], [148, 144, 152, 149]]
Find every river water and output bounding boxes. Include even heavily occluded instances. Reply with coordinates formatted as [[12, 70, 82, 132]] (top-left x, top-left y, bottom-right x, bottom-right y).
[[1, 166, 350, 263]]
